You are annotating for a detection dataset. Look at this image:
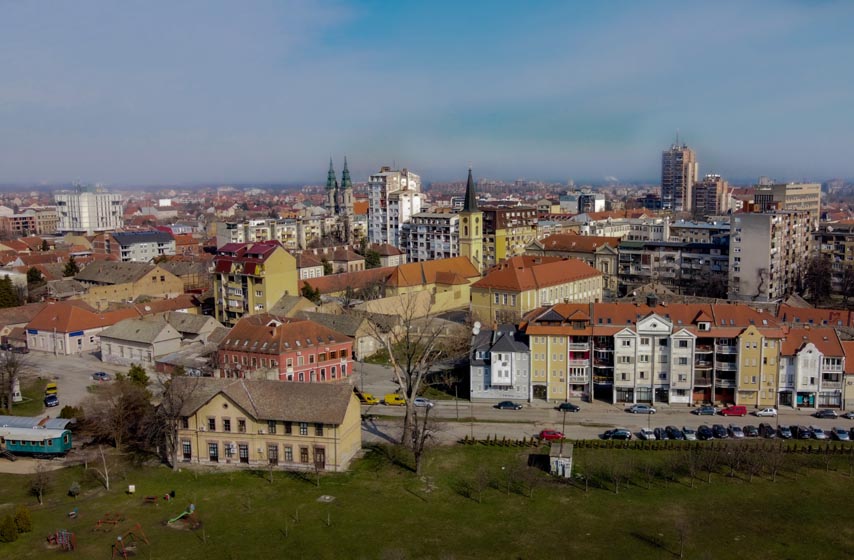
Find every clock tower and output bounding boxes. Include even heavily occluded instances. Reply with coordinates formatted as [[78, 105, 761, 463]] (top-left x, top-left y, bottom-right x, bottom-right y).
[[459, 168, 483, 273]]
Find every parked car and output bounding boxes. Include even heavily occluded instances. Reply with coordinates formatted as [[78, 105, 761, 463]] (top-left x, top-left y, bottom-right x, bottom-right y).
[[538, 429, 564, 441], [682, 427, 697, 441], [495, 401, 523, 410], [638, 428, 656, 441], [814, 409, 838, 419], [777, 425, 793, 439], [831, 427, 850, 441], [44, 382, 58, 396], [720, 405, 748, 417], [728, 425, 745, 438], [841, 411, 854, 420], [356, 391, 380, 405], [653, 427, 669, 441], [383, 393, 406, 406], [0, 343, 11, 351], [759, 423, 778, 439], [793, 425, 813, 440], [810, 426, 828, 440], [92, 371, 112, 382], [44, 394, 59, 407], [604, 428, 632, 440], [697, 425, 714, 440], [556, 402, 581, 412], [666, 426, 685, 440], [694, 405, 717, 416], [627, 404, 656, 414], [755, 407, 778, 417], [743, 425, 760, 438], [10, 346, 29, 354], [712, 424, 729, 439], [413, 397, 434, 408]]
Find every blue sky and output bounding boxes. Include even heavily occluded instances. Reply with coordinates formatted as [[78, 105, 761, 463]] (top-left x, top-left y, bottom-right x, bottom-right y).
[[1, 0, 852, 185]]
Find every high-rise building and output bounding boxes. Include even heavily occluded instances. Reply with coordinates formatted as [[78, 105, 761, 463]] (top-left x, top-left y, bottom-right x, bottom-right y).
[[661, 143, 698, 212], [728, 211, 812, 302], [367, 166, 422, 247], [399, 212, 459, 262], [54, 186, 124, 234], [692, 174, 730, 216], [754, 182, 821, 231]]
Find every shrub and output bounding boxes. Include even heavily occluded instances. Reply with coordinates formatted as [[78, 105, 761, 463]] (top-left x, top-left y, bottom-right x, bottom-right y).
[[0, 515, 18, 543], [13, 505, 31, 533], [68, 481, 80, 499]]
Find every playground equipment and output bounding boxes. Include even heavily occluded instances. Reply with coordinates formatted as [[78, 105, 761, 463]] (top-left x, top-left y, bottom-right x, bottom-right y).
[[94, 512, 125, 531], [168, 503, 195, 524], [67, 507, 79, 519], [46, 529, 76, 551], [143, 490, 176, 505], [110, 524, 149, 559]]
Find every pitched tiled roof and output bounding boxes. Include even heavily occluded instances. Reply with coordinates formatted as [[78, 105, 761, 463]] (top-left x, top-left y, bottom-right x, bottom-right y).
[[173, 377, 354, 425], [472, 256, 601, 291], [537, 233, 621, 253], [219, 314, 351, 355], [843, 341, 854, 373], [295, 253, 323, 269], [780, 327, 843, 357], [26, 301, 141, 333], [0, 302, 48, 328], [776, 304, 854, 328], [164, 311, 221, 335], [100, 316, 180, 344], [331, 249, 363, 262], [75, 261, 157, 285], [369, 243, 403, 257]]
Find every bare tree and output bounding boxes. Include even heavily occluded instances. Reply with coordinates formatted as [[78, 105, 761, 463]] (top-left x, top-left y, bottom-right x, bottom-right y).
[[699, 445, 721, 484], [91, 445, 111, 490], [0, 351, 30, 412], [362, 294, 469, 470], [82, 375, 151, 448], [764, 443, 786, 482], [29, 463, 51, 505], [146, 374, 203, 470]]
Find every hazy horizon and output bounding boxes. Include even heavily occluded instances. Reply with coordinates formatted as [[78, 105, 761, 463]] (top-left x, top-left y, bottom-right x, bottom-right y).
[[1, 1, 853, 186]]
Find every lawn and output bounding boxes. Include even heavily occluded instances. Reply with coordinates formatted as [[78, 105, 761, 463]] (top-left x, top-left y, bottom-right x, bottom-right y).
[[0, 444, 852, 559], [10, 377, 47, 416]]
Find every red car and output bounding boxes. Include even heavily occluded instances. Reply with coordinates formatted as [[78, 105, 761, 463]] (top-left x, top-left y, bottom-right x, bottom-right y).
[[538, 429, 564, 441]]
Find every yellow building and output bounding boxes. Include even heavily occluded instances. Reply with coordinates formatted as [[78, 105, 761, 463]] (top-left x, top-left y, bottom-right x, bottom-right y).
[[212, 241, 298, 326], [74, 262, 185, 311], [481, 206, 538, 270], [458, 168, 484, 274], [471, 256, 603, 324], [735, 325, 780, 407], [173, 378, 361, 472]]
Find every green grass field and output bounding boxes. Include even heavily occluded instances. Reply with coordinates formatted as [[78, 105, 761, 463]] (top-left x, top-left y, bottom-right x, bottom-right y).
[[0, 444, 852, 559], [9, 377, 47, 416]]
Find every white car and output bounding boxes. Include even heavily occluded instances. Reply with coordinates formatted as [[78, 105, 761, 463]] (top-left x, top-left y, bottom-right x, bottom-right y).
[[638, 428, 656, 440], [755, 407, 777, 417], [413, 397, 434, 408], [682, 427, 697, 441]]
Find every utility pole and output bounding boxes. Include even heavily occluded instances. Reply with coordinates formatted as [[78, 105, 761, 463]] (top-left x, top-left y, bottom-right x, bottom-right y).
[[559, 409, 567, 455]]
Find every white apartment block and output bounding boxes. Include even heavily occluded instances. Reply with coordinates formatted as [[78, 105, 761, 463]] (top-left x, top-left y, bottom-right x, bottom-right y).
[[368, 167, 422, 247], [55, 189, 123, 234], [399, 212, 459, 262]]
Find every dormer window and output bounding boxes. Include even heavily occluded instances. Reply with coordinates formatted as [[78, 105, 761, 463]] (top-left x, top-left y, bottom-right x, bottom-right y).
[[698, 322, 710, 331]]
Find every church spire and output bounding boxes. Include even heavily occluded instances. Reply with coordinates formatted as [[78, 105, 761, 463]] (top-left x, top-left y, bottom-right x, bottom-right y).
[[462, 167, 478, 212], [341, 156, 352, 190], [326, 157, 337, 190]]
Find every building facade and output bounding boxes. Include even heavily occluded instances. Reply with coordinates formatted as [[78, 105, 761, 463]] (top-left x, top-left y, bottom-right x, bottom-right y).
[[754, 182, 821, 231], [368, 166, 423, 247], [661, 143, 698, 212], [55, 188, 124, 234], [399, 212, 459, 262], [470, 325, 531, 402], [691, 174, 729, 216], [481, 205, 538, 270], [94, 231, 177, 262]]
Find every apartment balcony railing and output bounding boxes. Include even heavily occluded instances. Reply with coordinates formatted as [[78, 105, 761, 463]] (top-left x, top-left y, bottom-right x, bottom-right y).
[[593, 375, 614, 384], [715, 345, 738, 353], [568, 375, 589, 384], [821, 381, 843, 390], [716, 378, 737, 388], [695, 345, 714, 353], [715, 362, 738, 372], [694, 361, 713, 369], [568, 343, 590, 351], [568, 360, 590, 367], [821, 363, 844, 373]]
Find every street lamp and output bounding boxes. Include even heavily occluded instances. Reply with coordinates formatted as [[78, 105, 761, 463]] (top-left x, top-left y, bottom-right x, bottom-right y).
[[559, 409, 568, 455]]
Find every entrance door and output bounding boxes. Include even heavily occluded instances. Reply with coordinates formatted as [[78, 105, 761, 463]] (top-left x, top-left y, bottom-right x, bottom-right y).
[[314, 447, 326, 470]]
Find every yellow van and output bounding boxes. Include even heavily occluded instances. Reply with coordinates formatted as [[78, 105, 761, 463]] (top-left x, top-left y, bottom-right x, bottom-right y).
[[45, 382, 58, 396], [384, 393, 406, 406], [357, 392, 380, 405]]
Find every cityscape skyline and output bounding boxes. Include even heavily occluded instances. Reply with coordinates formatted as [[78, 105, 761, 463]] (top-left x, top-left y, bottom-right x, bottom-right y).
[[1, 1, 853, 185]]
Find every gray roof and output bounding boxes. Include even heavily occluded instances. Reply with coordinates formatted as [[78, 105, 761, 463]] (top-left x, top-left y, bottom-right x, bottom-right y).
[[207, 325, 231, 345], [269, 295, 313, 316], [299, 311, 366, 337], [164, 311, 221, 335], [112, 231, 175, 245], [99, 316, 180, 344], [471, 325, 529, 365], [173, 377, 354, 425], [158, 260, 209, 277], [75, 261, 157, 285], [0, 415, 75, 430]]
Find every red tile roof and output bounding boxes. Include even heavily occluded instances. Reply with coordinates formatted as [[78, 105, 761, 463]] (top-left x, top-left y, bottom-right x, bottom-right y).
[[219, 314, 351, 355], [538, 233, 620, 253], [776, 304, 854, 328], [780, 327, 843, 357], [472, 256, 601, 291], [26, 301, 141, 333]]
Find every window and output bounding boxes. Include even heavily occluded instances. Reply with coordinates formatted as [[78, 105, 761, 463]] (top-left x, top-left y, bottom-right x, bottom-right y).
[[494, 293, 499, 304], [300, 447, 310, 463], [678, 340, 688, 348], [621, 373, 628, 381], [284, 422, 292, 434], [286, 358, 293, 368], [618, 356, 633, 364], [678, 374, 687, 382], [222, 418, 231, 432], [181, 417, 189, 429], [678, 357, 688, 365], [309, 354, 315, 364], [207, 418, 216, 431], [510, 295, 516, 306], [284, 445, 293, 462], [238, 419, 246, 433], [255, 290, 263, 297], [318, 352, 327, 362], [268, 444, 279, 465], [299, 422, 308, 436], [329, 350, 337, 360], [297, 356, 304, 366], [658, 373, 667, 380], [621, 340, 631, 347], [640, 337, 650, 346], [182, 440, 192, 461], [238, 444, 249, 463], [639, 355, 650, 363], [267, 420, 277, 434], [315, 423, 324, 436], [208, 442, 219, 462], [314, 447, 326, 469]]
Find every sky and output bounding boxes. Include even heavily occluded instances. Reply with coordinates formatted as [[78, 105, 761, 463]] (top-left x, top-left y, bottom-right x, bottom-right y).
[[1, 0, 853, 186]]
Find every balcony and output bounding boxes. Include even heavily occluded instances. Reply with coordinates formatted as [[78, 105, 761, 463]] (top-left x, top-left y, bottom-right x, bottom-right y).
[[569, 375, 589, 384], [695, 344, 713, 353], [593, 374, 614, 384], [694, 360, 713, 369], [821, 363, 843, 373], [715, 345, 738, 353], [715, 362, 738, 372], [568, 343, 590, 351], [716, 378, 737, 388], [568, 360, 589, 367], [821, 381, 843, 390]]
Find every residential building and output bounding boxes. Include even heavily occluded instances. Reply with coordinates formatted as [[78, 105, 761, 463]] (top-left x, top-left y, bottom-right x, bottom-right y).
[[728, 211, 812, 302], [368, 166, 423, 247], [5, 206, 60, 236], [211, 241, 298, 326], [74, 262, 184, 310], [93, 231, 176, 262], [25, 301, 141, 355], [779, 328, 844, 408], [814, 221, 854, 296], [661, 142, 698, 212], [55, 187, 124, 234], [369, 243, 406, 268], [399, 212, 459, 262], [299, 311, 382, 361], [668, 220, 730, 244], [618, 239, 729, 297], [754, 182, 821, 231], [469, 324, 531, 402], [481, 205, 538, 270], [525, 234, 620, 297], [99, 315, 182, 366], [173, 377, 361, 472], [842, 341, 854, 411], [470, 256, 603, 324], [691, 174, 730, 216], [578, 192, 606, 213], [217, 314, 353, 382]]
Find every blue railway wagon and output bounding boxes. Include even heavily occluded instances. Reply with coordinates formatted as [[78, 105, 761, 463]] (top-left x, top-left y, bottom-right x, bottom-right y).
[[0, 427, 72, 455]]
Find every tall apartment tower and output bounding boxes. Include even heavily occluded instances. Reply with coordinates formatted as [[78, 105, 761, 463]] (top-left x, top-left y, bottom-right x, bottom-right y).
[[368, 166, 422, 247], [54, 186, 124, 235], [458, 168, 484, 273], [754, 182, 821, 231], [661, 142, 698, 212], [692, 174, 730, 216]]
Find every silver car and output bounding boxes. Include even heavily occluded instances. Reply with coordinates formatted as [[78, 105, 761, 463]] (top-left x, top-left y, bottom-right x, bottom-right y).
[[681, 427, 697, 441], [810, 426, 828, 440]]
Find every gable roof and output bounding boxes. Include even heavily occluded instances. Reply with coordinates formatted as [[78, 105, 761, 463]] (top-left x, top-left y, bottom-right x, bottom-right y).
[[219, 314, 351, 355], [776, 304, 854, 328], [173, 377, 354, 425], [472, 256, 601, 291], [298, 311, 367, 337], [164, 311, 221, 335], [537, 233, 621, 253], [99, 316, 181, 344], [26, 301, 142, 333], [780, 327, 843, 357], [75, 261, 158, 285]]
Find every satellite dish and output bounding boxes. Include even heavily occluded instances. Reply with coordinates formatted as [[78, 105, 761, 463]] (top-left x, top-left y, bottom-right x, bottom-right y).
[[472, 321, 481, 335]]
